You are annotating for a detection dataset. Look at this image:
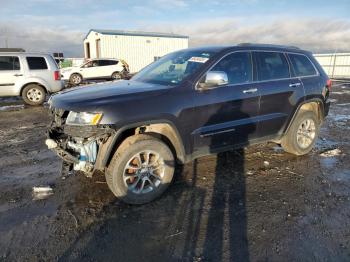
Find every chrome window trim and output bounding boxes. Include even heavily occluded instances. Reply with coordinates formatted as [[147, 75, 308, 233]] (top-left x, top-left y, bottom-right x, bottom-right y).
[[195, 49, 319, 90]]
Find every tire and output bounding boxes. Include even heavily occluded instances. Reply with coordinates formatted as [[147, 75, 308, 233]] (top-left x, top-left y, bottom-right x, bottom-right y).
[[111, 71, 122, 80], [106, 134, 175, 205], [22, 84, 46, 106], [281, 110, 320, 156], [69, 73, 82, 85]]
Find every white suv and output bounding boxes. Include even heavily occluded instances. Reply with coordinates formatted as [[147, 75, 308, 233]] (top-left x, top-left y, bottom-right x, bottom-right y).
[[0, 52, 64, 105], [60, 58, 125, 85]]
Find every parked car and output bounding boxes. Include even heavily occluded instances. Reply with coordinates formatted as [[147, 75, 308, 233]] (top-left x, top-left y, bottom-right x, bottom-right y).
[[60, 58, 129, 85], [46, 44, 331, 204], [0, 52, 64, 105]]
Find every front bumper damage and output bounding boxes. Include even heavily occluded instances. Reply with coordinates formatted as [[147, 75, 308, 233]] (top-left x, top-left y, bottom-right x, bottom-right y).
[[46, 108, 114, 175]]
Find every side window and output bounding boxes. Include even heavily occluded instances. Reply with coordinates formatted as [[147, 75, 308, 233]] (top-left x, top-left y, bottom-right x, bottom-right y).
[[97, 60, 118, 66], [108, 60, 118, 65], [97, 60, 110, 66], [92, 60, 99, 67], [0, 56, 20, 70], [26, 57, 48, 70], [288, 54, 317, 77], [256, 52, 290, 81], [211, 52, 252, 85]]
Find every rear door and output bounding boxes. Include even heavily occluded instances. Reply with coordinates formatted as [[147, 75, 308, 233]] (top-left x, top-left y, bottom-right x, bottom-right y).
[[0, 56, 23, 96], [255, 51, 304, 138], [25, 56, 50, 81], [287, 53, 320, 97], [190, 51, 261, 154]]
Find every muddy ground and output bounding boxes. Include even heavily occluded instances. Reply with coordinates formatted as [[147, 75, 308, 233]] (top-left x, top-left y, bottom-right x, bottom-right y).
[[0, 85, 349, 262]]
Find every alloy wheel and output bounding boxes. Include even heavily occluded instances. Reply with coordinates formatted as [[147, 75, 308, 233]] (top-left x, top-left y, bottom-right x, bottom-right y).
[[123, 150, 165, 194]]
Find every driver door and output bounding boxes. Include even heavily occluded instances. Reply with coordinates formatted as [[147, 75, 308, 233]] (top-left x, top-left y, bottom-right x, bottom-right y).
[[189, 51, 261, 154], [80, 60, 100, 79]]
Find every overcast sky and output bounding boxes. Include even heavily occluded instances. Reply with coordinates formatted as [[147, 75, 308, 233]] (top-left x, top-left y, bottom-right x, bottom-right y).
[[1, 0, 350, 56]]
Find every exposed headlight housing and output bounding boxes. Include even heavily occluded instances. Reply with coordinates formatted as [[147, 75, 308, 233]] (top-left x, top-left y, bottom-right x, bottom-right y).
[[66, 112, 103, 126]]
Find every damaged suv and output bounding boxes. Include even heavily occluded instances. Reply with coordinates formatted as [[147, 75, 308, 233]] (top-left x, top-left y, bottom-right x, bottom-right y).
[[46, 44, 331, 204]]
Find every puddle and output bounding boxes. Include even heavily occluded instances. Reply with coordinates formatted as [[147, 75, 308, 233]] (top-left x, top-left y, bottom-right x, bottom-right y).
[[336, 103, 350, 106], [0, 105, 24, 112], [320, 157, 338, 169], [314, 138, 338, 151]]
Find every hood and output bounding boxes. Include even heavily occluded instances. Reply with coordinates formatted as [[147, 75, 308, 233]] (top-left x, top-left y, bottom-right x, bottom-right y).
[[49, 80, 171, 112]]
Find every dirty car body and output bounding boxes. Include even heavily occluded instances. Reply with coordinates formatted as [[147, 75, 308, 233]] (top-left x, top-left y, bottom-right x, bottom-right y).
[[46, 44, 331, 204]]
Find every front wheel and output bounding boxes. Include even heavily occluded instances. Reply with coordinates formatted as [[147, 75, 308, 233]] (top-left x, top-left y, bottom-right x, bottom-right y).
[[106, 134, 175, 204], [111, 71, 122, 80], [281, 111, 320, 155]]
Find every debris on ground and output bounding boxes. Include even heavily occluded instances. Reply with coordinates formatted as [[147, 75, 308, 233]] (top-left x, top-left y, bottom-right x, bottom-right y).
[[32, 186, 53, 200], [263, 161, 270, 167], [320, 149, 342, 157]]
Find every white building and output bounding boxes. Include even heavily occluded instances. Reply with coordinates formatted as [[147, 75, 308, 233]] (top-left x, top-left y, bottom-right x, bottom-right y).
[[84, 29, 189, 72], [314, 53, 350, 79]]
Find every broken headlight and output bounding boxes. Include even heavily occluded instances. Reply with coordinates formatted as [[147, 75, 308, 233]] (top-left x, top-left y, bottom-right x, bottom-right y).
[[66, 111, 103, 126]]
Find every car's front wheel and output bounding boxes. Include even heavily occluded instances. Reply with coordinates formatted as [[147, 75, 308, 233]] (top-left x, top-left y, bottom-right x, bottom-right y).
[[69, 73, 82, 85], [106, 134, 175, 204], [281, 110, 320, 155], [111, 71, 122, 80], [22, 84, 46, 106]]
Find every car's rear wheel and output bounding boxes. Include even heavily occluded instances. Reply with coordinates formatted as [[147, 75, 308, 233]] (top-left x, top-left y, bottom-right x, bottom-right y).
[[106, 134, 175, 204], [111, 71, 122, 80], [22, 84, 46, 106], [69, 73, 82, 85], [281, 110, 320, 155]]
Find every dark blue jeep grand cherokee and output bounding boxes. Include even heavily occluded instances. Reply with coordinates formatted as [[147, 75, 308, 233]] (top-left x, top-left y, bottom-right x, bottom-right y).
[[47, 44, 331, 204]]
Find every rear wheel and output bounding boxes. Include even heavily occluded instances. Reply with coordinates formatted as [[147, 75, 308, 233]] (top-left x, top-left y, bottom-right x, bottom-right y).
[[22, 84, 46, 106], [69, 73, 82, 85], [281, 110, 320, 155], [106, 134, 175, 204]]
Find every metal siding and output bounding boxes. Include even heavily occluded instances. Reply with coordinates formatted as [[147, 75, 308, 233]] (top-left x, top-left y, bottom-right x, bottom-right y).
[[314, 53, 350, 78], [84, 31, 188, 72]]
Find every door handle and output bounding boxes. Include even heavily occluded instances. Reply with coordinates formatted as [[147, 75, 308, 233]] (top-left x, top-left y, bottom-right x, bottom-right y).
[[289, 82, 301, 88], [14, 74, 23, 77], [242, 88, 258, 94]]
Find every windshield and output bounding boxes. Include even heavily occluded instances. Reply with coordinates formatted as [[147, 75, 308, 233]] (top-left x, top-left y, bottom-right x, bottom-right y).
[[132, 50, 216, 85]]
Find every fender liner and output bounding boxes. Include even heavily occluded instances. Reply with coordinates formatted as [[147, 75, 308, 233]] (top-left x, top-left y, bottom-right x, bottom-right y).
[[284, 98, 325, 134], [95, 120, 186, 170]]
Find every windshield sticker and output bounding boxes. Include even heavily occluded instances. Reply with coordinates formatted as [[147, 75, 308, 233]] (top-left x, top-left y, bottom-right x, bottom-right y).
[[188, 57, 209, 63]]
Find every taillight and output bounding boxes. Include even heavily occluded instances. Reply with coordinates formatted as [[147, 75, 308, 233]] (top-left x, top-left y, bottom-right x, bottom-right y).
[[54, 71, 61, 81], [326, 79, 332, 91]]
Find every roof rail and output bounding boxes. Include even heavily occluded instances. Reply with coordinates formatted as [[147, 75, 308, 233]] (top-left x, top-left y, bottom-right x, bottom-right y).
[[237, 43, 300, 49], [0, 48, 25, 52]]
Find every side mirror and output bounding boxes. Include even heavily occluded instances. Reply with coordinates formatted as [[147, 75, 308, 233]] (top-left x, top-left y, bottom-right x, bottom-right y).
[[199, 71, 228, 89]]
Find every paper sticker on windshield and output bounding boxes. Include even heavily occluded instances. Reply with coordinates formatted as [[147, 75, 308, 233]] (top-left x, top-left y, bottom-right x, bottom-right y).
[[188, 57, 209, 63]]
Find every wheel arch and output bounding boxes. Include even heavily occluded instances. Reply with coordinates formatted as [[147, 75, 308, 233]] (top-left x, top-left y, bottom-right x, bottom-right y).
[[284, 98, 325, 134], [20, 82, 48, 96], [70, 72, 83, 80], [95, 120, 186, 171]]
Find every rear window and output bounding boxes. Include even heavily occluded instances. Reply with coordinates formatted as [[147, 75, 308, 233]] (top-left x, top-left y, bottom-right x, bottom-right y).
[[0, 56, 20, 70], [288, 54, 317, 77], [256, 52, 290, 81], [26, 57, 48, 70]]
